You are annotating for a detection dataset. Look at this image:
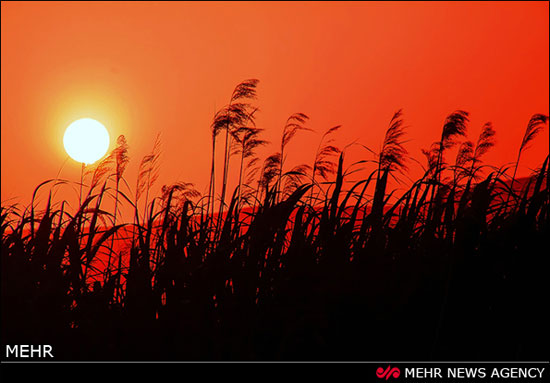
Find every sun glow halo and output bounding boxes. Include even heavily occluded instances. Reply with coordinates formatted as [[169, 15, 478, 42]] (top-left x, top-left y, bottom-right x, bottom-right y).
[[63, 118, 110, 165]]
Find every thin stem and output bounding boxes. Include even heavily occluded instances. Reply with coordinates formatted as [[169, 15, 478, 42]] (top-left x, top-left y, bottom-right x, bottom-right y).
[[79, 162, 85, 207]]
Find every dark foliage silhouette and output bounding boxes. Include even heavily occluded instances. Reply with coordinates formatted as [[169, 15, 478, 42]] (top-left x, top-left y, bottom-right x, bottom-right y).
[[1, 81, 548, 361]]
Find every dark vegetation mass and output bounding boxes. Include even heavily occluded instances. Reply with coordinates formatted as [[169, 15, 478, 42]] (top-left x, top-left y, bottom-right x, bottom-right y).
[[1, 80, 548, 360]]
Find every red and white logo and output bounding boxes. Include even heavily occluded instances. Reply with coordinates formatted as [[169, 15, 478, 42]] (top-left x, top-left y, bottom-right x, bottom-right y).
[[376, 366, 401, 380]]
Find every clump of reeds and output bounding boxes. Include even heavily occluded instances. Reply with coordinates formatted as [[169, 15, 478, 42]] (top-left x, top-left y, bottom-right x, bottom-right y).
[[1, 82, 548, 360]]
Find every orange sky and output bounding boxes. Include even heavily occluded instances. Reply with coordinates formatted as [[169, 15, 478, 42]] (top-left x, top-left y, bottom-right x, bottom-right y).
[[1, 1, 548, 213]]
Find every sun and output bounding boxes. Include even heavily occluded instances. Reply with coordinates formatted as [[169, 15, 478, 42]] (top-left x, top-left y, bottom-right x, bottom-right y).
[[63, 118, 110, 165]]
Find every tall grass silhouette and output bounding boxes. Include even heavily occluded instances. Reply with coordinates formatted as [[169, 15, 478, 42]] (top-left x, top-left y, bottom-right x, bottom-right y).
[[1, 80, 548, 360]]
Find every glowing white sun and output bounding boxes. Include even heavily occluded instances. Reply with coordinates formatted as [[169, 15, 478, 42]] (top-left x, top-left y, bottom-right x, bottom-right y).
[[63, 118, 110, 165]]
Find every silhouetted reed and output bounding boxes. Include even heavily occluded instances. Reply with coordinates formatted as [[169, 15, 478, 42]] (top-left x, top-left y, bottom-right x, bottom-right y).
[[1, 82, 548, 361]]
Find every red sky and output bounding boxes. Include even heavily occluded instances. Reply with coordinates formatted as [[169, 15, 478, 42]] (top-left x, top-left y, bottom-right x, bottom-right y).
[[1, 1, 548, 214]]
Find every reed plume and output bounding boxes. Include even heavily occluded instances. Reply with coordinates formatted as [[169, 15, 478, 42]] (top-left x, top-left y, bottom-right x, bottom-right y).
[[508, 113, 548, 208], [310, 125, 341, 203], [277, 113, 311, 201], [219, 80, 259, 212], [209, 80, 259, 237], [313, 126, 341, 181], [232, 114, 268, 206], [136, 133, 162, 222], [372, 110, 408, 224], [468, 122, 496, 180]]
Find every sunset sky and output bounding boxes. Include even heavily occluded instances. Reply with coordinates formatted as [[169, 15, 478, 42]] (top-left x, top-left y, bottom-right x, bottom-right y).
[[1, 1, 548, 211]]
